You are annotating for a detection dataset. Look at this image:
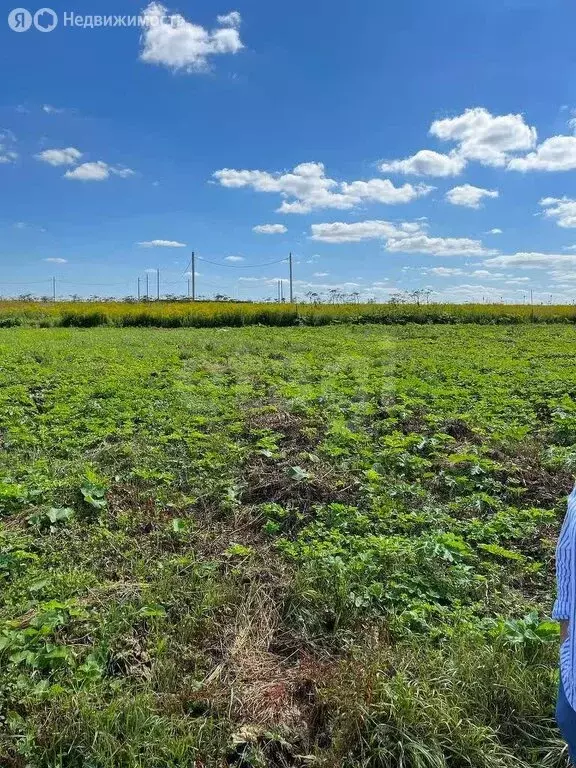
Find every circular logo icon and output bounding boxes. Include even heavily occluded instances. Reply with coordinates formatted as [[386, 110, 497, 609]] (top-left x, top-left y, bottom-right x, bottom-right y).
[[33, 7, 57, 32], [8, 8, 32, 31]]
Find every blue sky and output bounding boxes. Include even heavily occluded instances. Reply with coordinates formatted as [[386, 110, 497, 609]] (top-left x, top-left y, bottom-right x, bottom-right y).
[[2, 0, 576, 302]]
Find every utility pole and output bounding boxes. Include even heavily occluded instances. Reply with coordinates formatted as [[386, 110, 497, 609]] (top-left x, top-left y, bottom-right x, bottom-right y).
[[157, 269, 160, 301], [280, 280, 284, 303], [289, 252, 293, 303], [52, 276, 56, 302], [146, 273, 150, 301], [191, 251, 196, 301], [137, 277, 141, 301]]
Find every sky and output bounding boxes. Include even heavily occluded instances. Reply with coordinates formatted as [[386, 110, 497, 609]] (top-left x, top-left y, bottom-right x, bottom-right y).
[[2, 0, 576, 303]]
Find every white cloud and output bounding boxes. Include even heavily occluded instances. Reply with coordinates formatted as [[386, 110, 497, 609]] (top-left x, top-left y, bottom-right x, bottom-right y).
[[44, 257, 67, 263], [310, 219, 495, 256], [445, 184, 499, 209], [385, 234, 496, 257], [139, 2, 244, 73], [430, 107, 537, 167], [253, 224, 287, 234], [428, 267, 465, 277], [225, 255, 244, 262], [380, 149, 466, 177], [508, 136, 576, 172], [216, 11, 241, 28], [484, 252, 576, 269], [340, 179, 434, 205], [64, 161, 135, 181], [0, 130, 18, 164], [35, 147, 83, 166], [14, 221, 46, 233], [313, 272, 329, 277], [540, 197, 576, 228], [113, 167, 136, 179], [214, 162, 432, 214], [138, 240, 187, 248], [64, 161, 110, 181], [310, 219, 424, 243], [488, 228, 503, 234], [42, 104, 66, 114]]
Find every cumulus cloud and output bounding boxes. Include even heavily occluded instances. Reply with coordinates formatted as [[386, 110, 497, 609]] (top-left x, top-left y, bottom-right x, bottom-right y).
[[35, 147, 83, 166], [64, 161, 109, 181], [113, 167, 136, 179], [214, 162, 432, 214], [216, 11, 241, 28], [483, 252, 576, 269], [43, 257, 67, 263], [377, 108, 536, 177], [139, 2, 243, 73], [0, 130, 18, 164], [310, 220, 424, 243], [42, 104, 67, 114], [137, 239, 187, 247], [430, 107, 537, 167], [380, 149, 466, 177], [310, 219, 495, 256], [64, 161, 135, 181], [508, 136, 576, 171], [253, 224, 287, 234], [225, 255, 244, 262], [385, 234, 495, 257], [340, 179, 434, 205], [428, 267, 465, 277], [539, 197, 576, 228], [488, 228, 503, 234], [445, 184, 499, 209]]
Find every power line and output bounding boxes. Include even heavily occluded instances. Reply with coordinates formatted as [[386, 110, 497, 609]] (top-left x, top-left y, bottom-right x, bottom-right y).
[[59, 280, 132, 287], [196, 256, 288, 269]]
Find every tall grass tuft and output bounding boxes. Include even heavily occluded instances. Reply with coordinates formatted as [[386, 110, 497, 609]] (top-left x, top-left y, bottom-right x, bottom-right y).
[[2, 300, 576, 329]]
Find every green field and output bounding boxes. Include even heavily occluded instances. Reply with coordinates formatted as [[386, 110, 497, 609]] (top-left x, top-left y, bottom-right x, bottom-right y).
[[2, 299, 576, 328], [0, 324, 574, 767]]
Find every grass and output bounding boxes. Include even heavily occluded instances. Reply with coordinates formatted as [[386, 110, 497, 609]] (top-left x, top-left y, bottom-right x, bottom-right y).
[[0, 324, 573, 767], [1, 299, 576, 328]]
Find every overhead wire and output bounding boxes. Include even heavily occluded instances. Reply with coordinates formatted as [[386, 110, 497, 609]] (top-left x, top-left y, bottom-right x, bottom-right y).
[[196, 256, 288, 269]]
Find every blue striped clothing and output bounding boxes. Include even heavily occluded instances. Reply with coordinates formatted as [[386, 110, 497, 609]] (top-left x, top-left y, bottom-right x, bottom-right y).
[[554, 484, 576, 711]]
